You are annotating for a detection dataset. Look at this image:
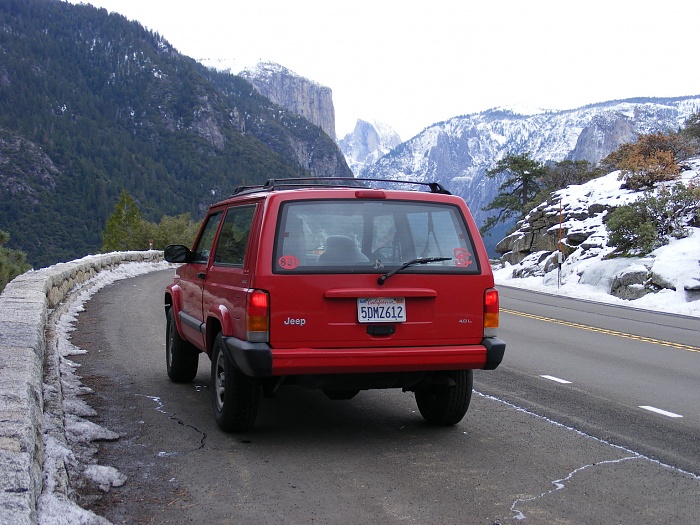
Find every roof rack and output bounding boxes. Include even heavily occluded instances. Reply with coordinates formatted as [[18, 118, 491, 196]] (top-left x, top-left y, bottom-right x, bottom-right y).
[[231, 177, 451, 196]]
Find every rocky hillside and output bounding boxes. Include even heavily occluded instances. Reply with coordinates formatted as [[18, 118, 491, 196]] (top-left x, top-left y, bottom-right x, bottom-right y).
[[0, 0, 351, 267], [361, 97, 700, 251], [494, 158, 700, 303], [205, 62, 403, 176]]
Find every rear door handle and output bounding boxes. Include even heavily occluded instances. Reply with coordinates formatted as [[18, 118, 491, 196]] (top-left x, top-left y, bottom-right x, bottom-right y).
[[196, 272, 206, 280]]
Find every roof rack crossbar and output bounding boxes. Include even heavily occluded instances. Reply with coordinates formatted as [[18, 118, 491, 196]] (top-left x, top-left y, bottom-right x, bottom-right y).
[[230, 177, 451, 196]]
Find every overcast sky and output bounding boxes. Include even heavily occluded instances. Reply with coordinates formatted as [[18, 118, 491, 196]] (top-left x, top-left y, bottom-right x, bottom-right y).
[[71, 0, 700, 141]]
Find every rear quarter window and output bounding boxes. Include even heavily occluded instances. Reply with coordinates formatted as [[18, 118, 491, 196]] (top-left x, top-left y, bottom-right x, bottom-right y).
[[214, 205, 256, 266], [273, 199, 480, 274]]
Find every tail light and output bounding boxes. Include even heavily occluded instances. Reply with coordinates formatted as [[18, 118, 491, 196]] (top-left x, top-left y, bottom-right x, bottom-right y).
[[484, 287, 499, 337], [246, 289, 269, 342]]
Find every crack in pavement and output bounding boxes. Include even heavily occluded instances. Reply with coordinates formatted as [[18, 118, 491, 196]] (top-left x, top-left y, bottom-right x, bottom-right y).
[[138, 395, 207, 452], [508, 455, 641, 521]]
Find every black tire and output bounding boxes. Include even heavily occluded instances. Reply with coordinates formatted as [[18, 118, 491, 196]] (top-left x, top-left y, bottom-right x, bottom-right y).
[[415, 370, 473, 426], [323, 389, 360, 400], [166, 309, 199, 383], [211, 333, 260, 432]]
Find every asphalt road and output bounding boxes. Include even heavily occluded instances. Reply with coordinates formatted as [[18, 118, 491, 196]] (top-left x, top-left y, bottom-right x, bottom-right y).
[[69, 269, 700, 524], [480, 285, 700, 475]]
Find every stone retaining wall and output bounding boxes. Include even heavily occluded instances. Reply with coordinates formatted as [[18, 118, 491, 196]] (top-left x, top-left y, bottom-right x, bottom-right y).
[[0, 251, 163, 525]]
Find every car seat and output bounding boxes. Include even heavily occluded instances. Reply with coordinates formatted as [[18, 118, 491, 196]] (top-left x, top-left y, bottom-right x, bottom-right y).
[[317, 235, 369, 264]]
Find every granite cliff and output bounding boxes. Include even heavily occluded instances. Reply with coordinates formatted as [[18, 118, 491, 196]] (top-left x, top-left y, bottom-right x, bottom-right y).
[[339, 120, 402, 175], [239, 61, 337, 140]]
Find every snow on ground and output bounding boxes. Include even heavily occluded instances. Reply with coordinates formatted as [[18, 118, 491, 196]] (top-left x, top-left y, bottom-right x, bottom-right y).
[[494, 160, 700, 319], [494, 230, 700, 318], [39, 261, 172, 525]]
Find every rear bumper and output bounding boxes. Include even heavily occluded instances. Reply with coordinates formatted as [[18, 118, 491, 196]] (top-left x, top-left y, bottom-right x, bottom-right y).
[[224, 336, 506, 377], [482, 337, 506, 370]]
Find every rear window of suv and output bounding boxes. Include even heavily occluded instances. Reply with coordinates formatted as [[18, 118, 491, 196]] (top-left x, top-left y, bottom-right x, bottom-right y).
[[273, 199, 480, 274]]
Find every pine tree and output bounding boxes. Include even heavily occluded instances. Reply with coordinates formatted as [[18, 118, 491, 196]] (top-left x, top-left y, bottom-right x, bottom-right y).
[[101, 190, 146, 251], [480, 152, 546, 235]]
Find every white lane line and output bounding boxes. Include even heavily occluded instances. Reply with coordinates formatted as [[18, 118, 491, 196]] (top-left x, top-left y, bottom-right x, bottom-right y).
[[540, 375, 572, 384], [639, 406, 683, 418]]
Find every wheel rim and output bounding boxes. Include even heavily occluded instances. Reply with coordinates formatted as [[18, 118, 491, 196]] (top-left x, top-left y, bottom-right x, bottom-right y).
[[214, 351, 226, 411], [166, 318, 174, 369]]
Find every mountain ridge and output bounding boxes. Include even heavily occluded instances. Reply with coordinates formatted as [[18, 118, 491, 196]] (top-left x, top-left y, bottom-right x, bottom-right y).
[[0, 0, 351, 267], [359, 96, 700, 252]]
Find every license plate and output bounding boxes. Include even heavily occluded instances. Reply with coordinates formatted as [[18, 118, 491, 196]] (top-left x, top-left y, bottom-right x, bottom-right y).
[[357, 298, 406, 323]]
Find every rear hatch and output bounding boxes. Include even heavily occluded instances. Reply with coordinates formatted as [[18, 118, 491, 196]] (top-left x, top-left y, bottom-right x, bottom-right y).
[[261, 191, 491, 349]]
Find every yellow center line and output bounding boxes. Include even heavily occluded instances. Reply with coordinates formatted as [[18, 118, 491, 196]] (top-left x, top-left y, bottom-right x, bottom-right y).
[[501, 308, 700, 353]]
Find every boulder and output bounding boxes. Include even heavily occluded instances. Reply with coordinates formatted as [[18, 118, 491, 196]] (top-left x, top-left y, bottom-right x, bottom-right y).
[[649, 270, 676, 291], [588, 203, 611, 215], [684, 278, 700, 302], [565, 231, 591, 246], [611, 282, 652, 300], [501, 250, 526, 266], [610, 264, 656, 299]]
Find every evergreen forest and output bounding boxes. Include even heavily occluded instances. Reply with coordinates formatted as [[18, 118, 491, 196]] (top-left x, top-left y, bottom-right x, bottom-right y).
[[0, 0, 350, 268]]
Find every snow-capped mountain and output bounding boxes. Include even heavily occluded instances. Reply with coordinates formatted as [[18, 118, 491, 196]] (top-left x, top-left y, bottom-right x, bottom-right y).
[[339, 119, 402, 175], [199, 57, 699, 263], [361, 96, 700, 237]]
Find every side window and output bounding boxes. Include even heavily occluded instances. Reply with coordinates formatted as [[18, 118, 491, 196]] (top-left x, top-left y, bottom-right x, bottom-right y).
[[192, 212, 223, 264], [214, 205, 256, 266]]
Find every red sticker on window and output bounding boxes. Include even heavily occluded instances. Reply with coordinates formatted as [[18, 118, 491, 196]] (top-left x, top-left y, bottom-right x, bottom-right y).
[[278, 255, 300, 270], [453, 248, 473, 268]]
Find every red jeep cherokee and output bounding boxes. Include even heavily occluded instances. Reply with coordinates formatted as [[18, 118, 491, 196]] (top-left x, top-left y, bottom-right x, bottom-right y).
[[164, 178, 505, 431]]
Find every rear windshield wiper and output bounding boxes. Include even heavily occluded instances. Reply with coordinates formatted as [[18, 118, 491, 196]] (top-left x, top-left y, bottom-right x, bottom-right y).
[[377, 257, 452, 285]]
